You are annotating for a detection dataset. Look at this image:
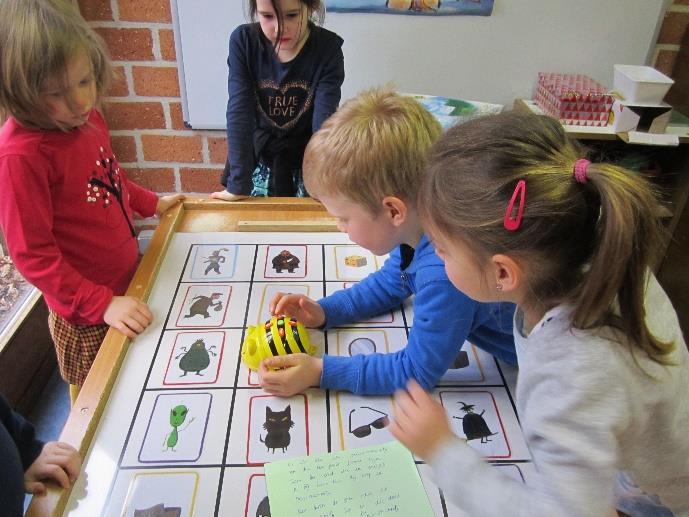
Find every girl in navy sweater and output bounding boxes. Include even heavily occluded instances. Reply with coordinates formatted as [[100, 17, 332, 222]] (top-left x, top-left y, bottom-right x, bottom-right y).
[[211, 0, 344, 200]]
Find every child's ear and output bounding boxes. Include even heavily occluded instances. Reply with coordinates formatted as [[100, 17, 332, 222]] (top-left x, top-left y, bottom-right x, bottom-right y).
[[381, 196, 407, 227], [490, 254, 523, 296]]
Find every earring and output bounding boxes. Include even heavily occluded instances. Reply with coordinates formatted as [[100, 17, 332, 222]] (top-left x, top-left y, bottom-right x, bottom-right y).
[[496, 284, 503, 291]]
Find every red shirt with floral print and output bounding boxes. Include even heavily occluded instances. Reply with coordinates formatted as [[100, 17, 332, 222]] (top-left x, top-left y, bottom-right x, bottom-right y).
[[0, 110, 158, 325]]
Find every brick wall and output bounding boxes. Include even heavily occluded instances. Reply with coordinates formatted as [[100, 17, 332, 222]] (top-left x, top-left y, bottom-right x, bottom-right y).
[[79, 0, 689, 202], [78, 0, 228, 201], [653, 0, 689, 115]]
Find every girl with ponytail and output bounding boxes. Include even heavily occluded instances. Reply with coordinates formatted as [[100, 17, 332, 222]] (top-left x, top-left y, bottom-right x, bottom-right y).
[[390, 111, 689, 517]]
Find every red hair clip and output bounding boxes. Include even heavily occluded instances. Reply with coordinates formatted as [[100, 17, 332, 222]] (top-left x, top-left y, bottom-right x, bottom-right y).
[[504, 179, 526, 231]]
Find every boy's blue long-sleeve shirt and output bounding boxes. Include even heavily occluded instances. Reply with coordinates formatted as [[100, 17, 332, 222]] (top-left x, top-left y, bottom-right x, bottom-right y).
[[318, 235, 516, 395]]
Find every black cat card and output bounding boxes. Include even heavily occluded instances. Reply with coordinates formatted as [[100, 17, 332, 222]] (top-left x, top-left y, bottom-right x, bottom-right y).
[[247, 394, 309, 464]]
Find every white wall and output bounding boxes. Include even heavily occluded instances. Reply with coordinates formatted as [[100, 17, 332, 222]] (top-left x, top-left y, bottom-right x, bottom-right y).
[[172, 0, 667, 129]]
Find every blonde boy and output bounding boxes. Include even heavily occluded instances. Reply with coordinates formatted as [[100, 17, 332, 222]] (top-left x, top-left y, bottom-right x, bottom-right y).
[[259, 88, 516, 396]]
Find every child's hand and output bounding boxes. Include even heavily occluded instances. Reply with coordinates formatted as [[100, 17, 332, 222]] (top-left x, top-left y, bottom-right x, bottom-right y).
[[210, 190, 249, 202], [104, 296, 153, 338], [156, 194, 185, 215], [258, 354, 323, 397], [24, 442, 81, 495], [269, 293, 325, 328], [390, 380, 456, 461]]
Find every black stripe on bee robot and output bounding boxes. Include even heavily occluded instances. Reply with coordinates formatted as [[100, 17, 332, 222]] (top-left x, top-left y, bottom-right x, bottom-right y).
[[289, 317, 307, 353], [265, 316, 307, 355]]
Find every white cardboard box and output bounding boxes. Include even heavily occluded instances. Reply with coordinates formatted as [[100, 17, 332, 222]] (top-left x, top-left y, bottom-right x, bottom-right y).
[[610, 99, 672, 134], [613, 65, 674, 104]]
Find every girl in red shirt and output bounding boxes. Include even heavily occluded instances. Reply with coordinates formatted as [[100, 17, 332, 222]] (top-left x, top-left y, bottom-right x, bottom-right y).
[[0, 0, 184, 398]]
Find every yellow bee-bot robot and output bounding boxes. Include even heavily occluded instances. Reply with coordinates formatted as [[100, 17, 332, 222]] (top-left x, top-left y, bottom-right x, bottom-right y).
[[241, 315, 315, 371]]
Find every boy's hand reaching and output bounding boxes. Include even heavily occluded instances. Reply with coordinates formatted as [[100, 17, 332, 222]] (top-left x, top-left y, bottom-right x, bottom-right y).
[[258, 354, 323, 397], [269, 293, 325, 328], [24, 441, 81, 495], [390, 380, 457, 461], [156, 194, 185, 216], [104, 296, 153, 338]]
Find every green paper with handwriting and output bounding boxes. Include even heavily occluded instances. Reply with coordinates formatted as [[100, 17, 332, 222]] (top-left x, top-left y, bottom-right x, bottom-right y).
[[265, 441, 434, 516]]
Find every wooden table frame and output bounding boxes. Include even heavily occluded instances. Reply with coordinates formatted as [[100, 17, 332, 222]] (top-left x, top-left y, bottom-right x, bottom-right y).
[[27, 198, 336, 516]]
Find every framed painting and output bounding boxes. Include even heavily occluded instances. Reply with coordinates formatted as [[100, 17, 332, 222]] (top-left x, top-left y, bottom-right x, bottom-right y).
[[328, 0, 494, 16]]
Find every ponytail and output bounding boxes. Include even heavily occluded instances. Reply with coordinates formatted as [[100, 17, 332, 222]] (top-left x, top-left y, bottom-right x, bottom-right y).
[[572, 164, 673, 362]]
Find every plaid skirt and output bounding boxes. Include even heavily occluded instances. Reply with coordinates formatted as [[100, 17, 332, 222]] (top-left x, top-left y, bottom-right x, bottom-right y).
[[48, 310, 109, 386]]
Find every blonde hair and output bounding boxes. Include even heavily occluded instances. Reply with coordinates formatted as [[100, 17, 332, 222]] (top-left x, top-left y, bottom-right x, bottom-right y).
[[420, 111, 673, 363], [0, 0, 112, 130], [303, 88, 442, 214]]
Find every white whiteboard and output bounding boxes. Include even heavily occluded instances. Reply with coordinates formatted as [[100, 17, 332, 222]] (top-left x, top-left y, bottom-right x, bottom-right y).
[[171, 0, 668, 129]]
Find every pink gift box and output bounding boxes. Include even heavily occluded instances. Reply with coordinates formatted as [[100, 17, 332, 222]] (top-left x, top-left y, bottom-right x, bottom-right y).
[[535, 73, 614, 127]]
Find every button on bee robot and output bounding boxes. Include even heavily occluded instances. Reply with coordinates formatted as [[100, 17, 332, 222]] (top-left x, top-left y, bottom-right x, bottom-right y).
[[241, 315, 315, 371]]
